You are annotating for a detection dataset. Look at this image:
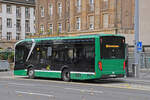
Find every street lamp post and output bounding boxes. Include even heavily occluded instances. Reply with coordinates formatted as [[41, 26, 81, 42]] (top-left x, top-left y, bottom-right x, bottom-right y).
[[134, 0, 140, 78]]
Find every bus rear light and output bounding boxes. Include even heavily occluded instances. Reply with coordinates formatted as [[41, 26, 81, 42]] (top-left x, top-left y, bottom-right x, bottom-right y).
[[100, 38, 103, 43], [98, 61, 102, 71], [123, 61, 126, 70]]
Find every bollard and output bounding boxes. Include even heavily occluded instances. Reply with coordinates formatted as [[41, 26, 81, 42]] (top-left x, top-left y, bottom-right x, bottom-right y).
[[132, 64, 136, 77]]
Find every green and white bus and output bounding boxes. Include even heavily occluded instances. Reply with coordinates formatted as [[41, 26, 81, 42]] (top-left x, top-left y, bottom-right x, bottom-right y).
[[14, 34, 126, 81]]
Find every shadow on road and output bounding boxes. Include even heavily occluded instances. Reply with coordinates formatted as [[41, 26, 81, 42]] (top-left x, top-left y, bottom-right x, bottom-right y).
[[21, 76, 126, 84], [72, 79, 125, 84], [0, 71, 126, 84]]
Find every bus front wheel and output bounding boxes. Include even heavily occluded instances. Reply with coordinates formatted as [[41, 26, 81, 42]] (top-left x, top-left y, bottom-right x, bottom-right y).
[[28, 68, 35, 79], [62, 69, 70, 82]]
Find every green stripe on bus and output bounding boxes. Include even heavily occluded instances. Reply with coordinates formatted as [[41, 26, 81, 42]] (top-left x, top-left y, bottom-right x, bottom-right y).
[[14, 70, 27, 76]]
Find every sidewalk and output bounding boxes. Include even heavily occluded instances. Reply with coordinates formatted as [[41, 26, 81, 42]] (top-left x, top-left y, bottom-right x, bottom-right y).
[[123, 69, 150, 85]]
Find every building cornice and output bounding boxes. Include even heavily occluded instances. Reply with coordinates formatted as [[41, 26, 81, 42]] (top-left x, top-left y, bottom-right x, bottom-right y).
[[0, 0, 35, 7]]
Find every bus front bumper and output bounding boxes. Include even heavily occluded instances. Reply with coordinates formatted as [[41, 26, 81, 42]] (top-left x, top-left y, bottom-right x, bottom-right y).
[[101, 74, 124, 79]]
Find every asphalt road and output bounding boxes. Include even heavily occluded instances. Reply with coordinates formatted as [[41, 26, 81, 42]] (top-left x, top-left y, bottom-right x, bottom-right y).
[[0, 71, 150, 100]]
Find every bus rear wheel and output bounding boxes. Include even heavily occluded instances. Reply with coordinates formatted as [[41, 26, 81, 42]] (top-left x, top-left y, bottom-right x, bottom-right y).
[[62, 69, 70, 82], [28, 68, 35, 79]]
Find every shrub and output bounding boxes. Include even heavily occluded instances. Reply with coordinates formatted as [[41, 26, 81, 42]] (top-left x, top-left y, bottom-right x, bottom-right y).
[[8, 52, 14, 63]]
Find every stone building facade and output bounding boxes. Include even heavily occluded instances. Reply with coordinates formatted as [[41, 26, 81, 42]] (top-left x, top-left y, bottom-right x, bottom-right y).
[[0, 0, 35, 50], [35, 0, 134, 43]]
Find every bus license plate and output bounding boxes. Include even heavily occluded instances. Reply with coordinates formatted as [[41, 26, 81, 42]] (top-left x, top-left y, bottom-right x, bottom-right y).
[[109, 75, 116, 77]]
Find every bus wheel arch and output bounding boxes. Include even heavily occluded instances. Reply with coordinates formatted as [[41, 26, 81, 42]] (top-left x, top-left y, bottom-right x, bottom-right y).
[[27, 65, 33, 74], [27, 66, 35, 79], [61, 66, 70, 82]]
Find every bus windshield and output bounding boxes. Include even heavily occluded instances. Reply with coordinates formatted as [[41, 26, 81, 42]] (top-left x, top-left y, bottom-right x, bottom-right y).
[[100, 36, 125, 59]]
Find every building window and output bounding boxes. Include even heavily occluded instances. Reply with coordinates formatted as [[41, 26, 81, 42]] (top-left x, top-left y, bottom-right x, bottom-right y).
[[16, 19, 21, 32], [25, 20, 30, 32], [103, 14, 109, 28], [33, 9, 35, 16], [66, 0, 70, 16], [0, 17, 2, 31], [7, 18, 12, 28], [7, 32, 12, 40], [41, 7, 44, 17], [103, 0, 108, 9], [49, 24, 53, 34], [16, 33, 20, 40], [89, 16, 94, 30], [66, 21, 70, 32], [76, 0, 81, 13], [76, 17, 81, 30], [40, 25, 44, 34], [7, 5, 12, 14], [0, 3, 2, 13], [89, 0, 94, 11], [16, 6, 21, 18], [49, 4, 53, 17], [58, 23, 62, 33], [58, 3, 62, 17], [25, 7, 30, 18], [0, 33, 2, 40], [33, 20, 36, 31]]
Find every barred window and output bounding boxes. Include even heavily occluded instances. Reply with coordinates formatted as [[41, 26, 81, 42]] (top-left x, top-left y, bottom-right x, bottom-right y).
[[103, 14, 109, 28], [49, 4, 53, 16], [7, 32, 12, 40], [58, 3, 62, 17], [49, 24, 53, 34], [76, 0, 81, 13], [7, 5, 12, 14], [89, 16, 94, 30], [40, 25, 44, 34], [41, 7, 44, 17], [58, 23, 62, 33], [76, 17, 81, 30], [89, 0, 94, 11], [7, 18, 12, 28], [16, 33, 21, 40]]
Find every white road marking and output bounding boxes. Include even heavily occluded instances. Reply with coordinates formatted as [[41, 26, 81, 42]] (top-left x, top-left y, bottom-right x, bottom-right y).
[[8, 83, 35, 86], [65, 87, 103, 94], [15, 91, 54, 98], [7, 82, 63, 88]]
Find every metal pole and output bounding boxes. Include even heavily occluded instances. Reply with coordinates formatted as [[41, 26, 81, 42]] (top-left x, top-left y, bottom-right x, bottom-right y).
[[134, 0, 140, 78]]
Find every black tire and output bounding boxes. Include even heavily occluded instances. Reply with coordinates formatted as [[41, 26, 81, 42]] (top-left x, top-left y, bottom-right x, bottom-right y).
[[28, 68, 35, 79], [62, 69, 70, 82]]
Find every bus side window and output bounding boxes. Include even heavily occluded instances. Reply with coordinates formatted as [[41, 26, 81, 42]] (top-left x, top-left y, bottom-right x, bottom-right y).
[[52, 49, 59, 61], [67, 49, 73, 62], [47, 47, 52, 57]]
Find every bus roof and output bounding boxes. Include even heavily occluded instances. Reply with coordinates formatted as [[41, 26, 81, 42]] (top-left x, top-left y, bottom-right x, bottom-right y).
[[22, 34, 124, 42]]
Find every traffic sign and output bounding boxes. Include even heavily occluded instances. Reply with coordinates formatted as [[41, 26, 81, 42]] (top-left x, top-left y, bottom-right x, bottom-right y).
[[137, 42, 142, 52]]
